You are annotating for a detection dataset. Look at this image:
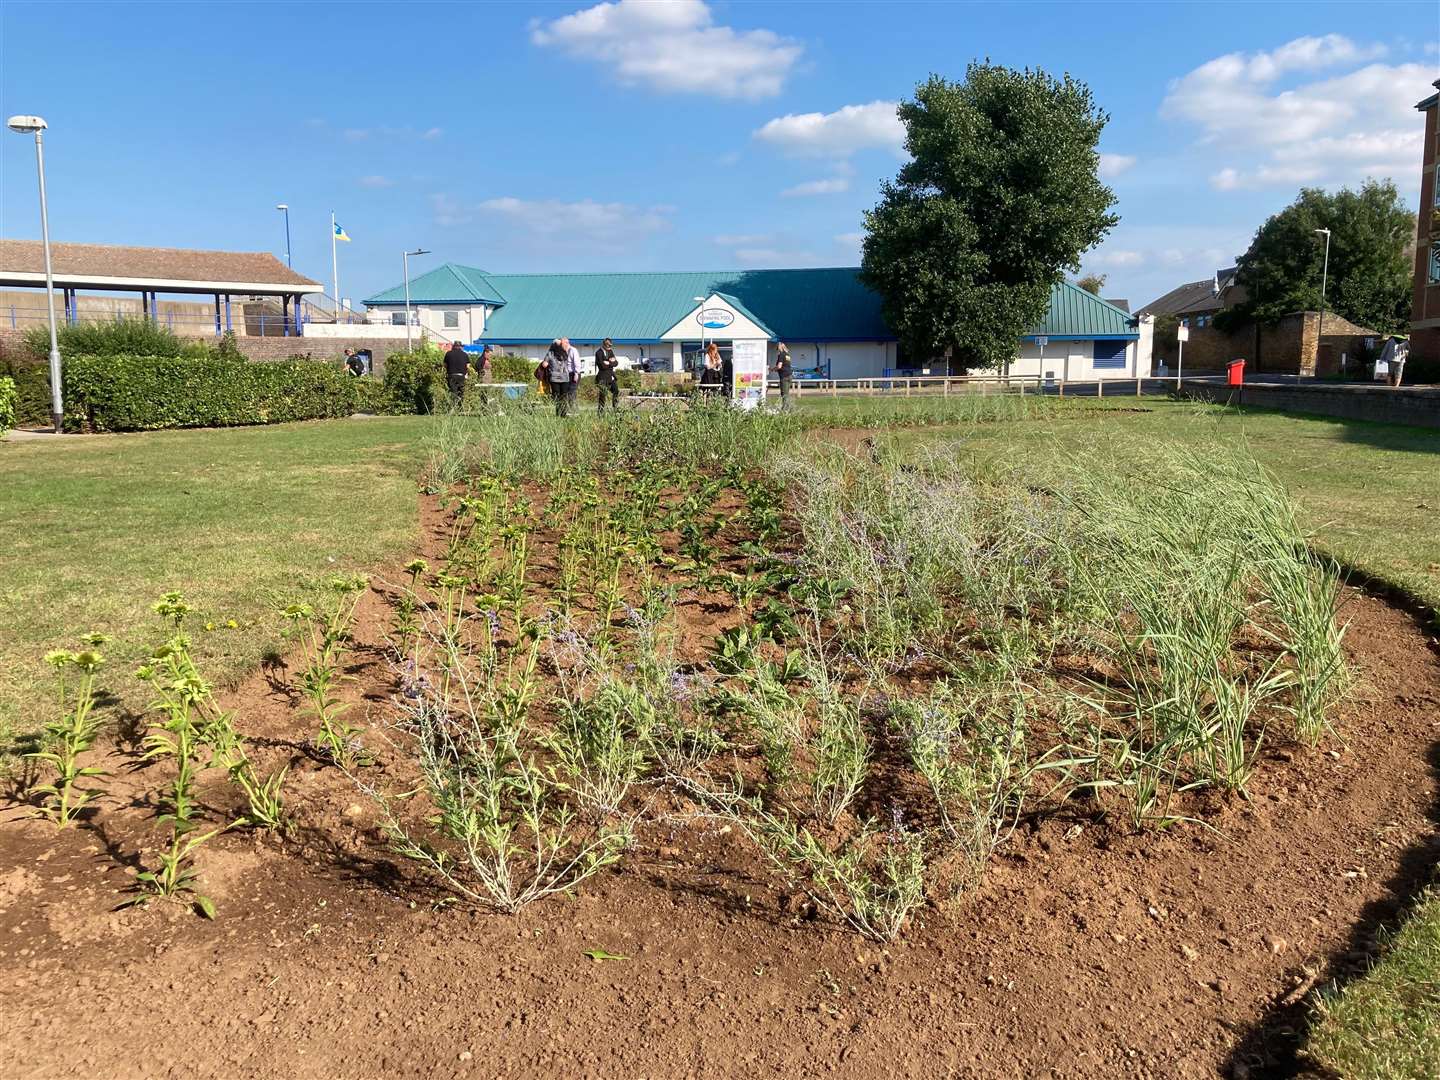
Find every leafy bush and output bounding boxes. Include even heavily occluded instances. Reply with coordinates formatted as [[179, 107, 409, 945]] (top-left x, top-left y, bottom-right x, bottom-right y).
[[489, 353, 537, 383], [62, 354, 372, 432], [24, 317, 188, 359], [0, 376, 16, 436], [0, 357, 51, 427], [382, 346, 445, 414]]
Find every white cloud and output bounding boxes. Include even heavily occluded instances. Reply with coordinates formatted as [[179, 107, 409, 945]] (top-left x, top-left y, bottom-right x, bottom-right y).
[[753, 101, 904, 158], [1161, 35, 1425, 191], [358, 175, 395, 189], [531, 0, 801, 100], [341, 125, 443, 143], [1099, 153, 1137, 178], [781, 177, 850, 197], [1086, 249, 1145, 268], [834, 232, 864, 248], [432, 194, 673, 240], [731, 247, 816, 267], [714, 233, 771, 246]]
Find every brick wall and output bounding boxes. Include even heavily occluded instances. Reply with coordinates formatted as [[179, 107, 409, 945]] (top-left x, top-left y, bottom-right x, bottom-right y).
[[1182, 379, 1440, 429], [1154, 311, 1381, 377]]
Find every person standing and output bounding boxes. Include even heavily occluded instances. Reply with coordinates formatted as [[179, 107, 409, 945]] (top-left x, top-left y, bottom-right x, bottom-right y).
[[595, 337, 620, 413], [443, 341, 470, 407], [699, 342, 723, 398], [343, 348, 365, 378], [774, 341, 792, 409], [477, 344, 494, 381], [547, 338, 578, 416], [559, 337, 581, 416]]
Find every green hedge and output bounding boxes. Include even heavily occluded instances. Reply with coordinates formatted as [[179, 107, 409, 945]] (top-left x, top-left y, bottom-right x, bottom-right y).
[[0, 376, 16, 436], [62, 354, 380, 432]]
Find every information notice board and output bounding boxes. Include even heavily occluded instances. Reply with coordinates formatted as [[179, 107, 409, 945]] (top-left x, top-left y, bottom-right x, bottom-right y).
[[731, 339, 767, 410]]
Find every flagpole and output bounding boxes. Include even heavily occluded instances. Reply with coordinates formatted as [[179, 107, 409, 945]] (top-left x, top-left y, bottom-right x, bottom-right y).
[[330, 210, 340, 316]]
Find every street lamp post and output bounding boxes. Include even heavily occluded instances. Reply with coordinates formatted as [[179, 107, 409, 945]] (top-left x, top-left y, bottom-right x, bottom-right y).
[[8, 114, 62, 433], [1314, 227, 1331, 378], [276, 204, 292, 267], [692, 295, 706, 375], [403, 248, 431, 353]]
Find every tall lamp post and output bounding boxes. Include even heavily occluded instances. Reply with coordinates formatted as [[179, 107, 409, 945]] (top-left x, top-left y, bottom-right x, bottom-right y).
[[1314, 227, 1331, 378], [692, 295, 706, 374], [402, 248, 430, 353], [276, 204, 292, 267], [8, 114, 63, 433]]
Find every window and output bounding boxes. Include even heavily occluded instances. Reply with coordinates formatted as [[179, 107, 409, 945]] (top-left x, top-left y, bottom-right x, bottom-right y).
[[1430, 243, 1440, 285], [443, 310, 460, 329], [390, 311, 406, 326], [1093, 339, 1128, 370]]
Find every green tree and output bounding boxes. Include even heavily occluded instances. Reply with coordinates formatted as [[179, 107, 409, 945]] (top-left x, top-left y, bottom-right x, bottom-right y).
[[1076, 273, 1107, 295], [860, 66, 1118, 372], [1229, 180, 1414, 334]]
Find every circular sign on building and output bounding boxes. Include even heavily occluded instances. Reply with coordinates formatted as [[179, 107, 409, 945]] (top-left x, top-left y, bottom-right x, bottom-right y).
[[696, 308, 734, 330]]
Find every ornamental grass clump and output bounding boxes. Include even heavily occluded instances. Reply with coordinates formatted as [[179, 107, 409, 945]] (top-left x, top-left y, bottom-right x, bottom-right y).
[[28, 634, 108, 827]]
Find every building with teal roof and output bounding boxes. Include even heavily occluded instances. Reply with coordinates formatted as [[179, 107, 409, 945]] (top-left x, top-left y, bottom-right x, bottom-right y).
[[364, 263, 1150, 380]]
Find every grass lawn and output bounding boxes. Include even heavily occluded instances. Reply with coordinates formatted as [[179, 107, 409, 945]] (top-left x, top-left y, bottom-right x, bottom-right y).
[[866, 397, 1440, 621], [0, 415, 434, 755], [1308, 889, 1440, 1079]]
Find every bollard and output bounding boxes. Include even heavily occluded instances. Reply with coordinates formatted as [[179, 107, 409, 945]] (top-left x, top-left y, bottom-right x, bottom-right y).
[[1097, 379, 1104, 399], [1135, 376, 1141, 397]]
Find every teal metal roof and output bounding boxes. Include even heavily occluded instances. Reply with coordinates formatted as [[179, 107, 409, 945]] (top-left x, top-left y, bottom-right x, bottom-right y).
[[367, 263, 1136, 342], [365, 263, 506, 306], [473, 267, 888, 343], [1026, 281, 1137, 339]]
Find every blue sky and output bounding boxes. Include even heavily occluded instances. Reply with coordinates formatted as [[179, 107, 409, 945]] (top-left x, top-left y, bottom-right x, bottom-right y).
[[1, 0, 1435, 310]]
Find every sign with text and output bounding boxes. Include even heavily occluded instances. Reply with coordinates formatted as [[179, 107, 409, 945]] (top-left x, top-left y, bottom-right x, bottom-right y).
[[1176, 324, 1189, 342], [1035, 336, 1048, 348], [696, 308, 734, 330], [730, 339, 767, 411]]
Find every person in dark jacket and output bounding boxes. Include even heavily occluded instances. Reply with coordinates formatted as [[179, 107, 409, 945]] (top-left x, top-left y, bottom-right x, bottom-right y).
[[344, 348, 365, 377], [774, 341, 792, 408], [546, 338, 577, 417], [595, 338, 620, 413], [443, 341, 469, 406]]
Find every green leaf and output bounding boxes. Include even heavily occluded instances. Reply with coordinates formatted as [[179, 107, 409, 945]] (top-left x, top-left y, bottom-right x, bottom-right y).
[[194, 895, 217, 919], [583, 948, 629, 962]]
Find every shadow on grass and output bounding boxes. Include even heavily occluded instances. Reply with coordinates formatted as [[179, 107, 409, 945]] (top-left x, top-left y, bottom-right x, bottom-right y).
[[1222, 612, 1440, 1079]]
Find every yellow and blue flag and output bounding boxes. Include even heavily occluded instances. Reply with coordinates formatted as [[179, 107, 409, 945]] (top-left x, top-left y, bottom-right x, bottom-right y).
[[334, 221, 351, 242]]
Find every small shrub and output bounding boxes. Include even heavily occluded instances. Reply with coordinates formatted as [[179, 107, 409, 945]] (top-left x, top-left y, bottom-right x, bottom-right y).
[[0, 375, 16, 435], [24, 316, 186, 359]]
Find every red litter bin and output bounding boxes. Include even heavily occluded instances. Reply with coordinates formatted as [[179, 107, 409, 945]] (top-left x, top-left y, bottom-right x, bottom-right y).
[[1227, 359, 1246, 386]]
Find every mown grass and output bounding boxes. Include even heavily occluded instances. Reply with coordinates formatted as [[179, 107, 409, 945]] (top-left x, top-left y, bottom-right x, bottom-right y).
[[873, 398, 1440, 622], [0, 416, 432, 757], [1308, 889, 1440, 1079]]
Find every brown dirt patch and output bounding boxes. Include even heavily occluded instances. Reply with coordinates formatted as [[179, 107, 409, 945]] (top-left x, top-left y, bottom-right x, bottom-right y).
[[2, 495, 1437, 1078]]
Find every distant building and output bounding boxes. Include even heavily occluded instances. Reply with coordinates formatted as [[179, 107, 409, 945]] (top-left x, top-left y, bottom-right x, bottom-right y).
[[1409, 78, 1440, 363], [365, 264, 1151, 380], [1136, 267, 1244, 329]]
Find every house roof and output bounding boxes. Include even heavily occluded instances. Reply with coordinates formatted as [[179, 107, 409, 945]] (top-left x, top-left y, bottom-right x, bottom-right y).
[[1137, 278, 1226, 318], [0, 240, 320, 292], [368, 263, 1139, 343], [1028, 281, 1137, 339], [370, 265, 894, 342], [1103, 298, 1130, 313], [364, 263, 505, 306]]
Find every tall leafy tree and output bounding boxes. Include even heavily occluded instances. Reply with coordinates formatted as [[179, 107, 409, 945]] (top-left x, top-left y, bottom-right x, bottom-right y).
[[1076, 273, 1107, 295], [860, 66, 1118, 371], [1228, 180, 1414, 334]]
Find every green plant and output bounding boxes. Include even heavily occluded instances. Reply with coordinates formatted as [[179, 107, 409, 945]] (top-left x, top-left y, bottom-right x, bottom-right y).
[[0, 375, 16, 436], [60, 353, 372, 432], [133, 628, 224, 917], [27, 635, 108, 826], [24, 316, 187, 360], [546, 678, 655, 815]]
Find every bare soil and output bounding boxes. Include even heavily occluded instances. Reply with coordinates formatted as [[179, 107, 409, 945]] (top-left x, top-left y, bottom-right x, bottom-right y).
[[3, 492, 1438, 1080]]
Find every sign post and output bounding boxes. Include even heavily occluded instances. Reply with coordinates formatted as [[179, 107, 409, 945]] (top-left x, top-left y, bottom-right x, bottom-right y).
[[731, 339, 767, 410], [1176, 322, 1189, 389], [1035, 336, 1048, 393]]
